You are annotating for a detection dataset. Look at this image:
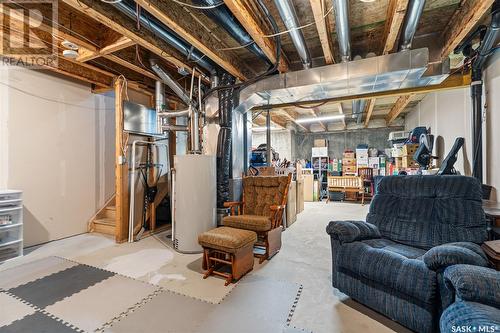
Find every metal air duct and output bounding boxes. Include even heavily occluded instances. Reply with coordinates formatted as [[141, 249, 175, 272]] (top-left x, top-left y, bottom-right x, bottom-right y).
[[333, 0, 351, 62], [192, 0, 271, 65], [399, 0, 426, 51], [113, 0, 215, 72], [274, 0, 312, 69], [151, 60, 191, 106]]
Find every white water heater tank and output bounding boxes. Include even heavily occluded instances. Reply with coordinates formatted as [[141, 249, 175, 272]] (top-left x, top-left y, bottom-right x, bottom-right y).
[[172, 155, 216, 253]]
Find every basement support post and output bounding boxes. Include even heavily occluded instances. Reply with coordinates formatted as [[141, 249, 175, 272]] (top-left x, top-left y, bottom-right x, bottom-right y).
[[114, 77, 129, 243], [266, 109, 272, 167]]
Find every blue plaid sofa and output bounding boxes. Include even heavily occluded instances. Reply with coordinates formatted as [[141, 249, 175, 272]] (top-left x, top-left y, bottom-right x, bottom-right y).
[[326, 176, 489, 333], [440, 265, 500, 333]]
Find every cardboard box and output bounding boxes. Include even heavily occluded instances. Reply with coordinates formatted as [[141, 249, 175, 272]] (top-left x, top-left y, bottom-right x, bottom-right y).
[[303, 174, 314, 202], [343, 165, 356, 174], [391, 147, 403, 158], [342, 158, 356, 166], [357, 157, 369, 165], [402, 156, 419, 168], [403, 144, 419, 156], [314, 139, 327, 147], [343, 151, 355, 159], [312, 146, 328, 157], [286, 181, 297, 227], [395, 157, 403, 169]]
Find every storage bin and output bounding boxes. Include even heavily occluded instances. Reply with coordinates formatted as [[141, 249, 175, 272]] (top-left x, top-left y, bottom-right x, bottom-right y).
[[0, 241, 22, 263]]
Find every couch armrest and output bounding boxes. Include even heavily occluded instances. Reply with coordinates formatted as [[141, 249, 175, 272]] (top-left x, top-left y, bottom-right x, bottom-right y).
[[325, 220, 381, 244], [444, 264, 500, 307], [423, 242, 489, 271]]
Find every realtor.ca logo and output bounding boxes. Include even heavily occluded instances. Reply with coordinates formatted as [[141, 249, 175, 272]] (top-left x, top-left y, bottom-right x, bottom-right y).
[[0, 0, 58, 68]]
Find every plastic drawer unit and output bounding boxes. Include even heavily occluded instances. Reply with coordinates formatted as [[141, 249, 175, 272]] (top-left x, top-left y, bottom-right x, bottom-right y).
[[0, 190, 23, 263]]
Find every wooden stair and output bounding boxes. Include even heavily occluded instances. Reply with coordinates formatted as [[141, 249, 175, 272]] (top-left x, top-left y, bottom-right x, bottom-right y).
[[89, 196, 116, 236]]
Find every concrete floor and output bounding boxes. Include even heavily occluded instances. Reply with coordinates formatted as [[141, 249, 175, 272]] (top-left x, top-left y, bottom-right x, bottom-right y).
[[0, 202, 411, 333]]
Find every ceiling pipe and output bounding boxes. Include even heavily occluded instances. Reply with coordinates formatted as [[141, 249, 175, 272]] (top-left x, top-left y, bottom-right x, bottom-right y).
[[191, 0, 271, 65], [113, 0, 216, 73], [274, 0, 312, 69], [399, 0, 426, 51], [151, 59, 192, 106], [333, 0, 351, 62]]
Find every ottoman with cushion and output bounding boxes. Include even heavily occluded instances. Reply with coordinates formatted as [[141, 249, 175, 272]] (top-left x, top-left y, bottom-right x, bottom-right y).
[[198, 227, 257, 286]]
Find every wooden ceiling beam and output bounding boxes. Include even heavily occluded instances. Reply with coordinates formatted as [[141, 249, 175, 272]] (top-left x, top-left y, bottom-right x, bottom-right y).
[[364, 98, 376, 127], [310, 0, 334, 64], [385, 94, 413, 124], [381, 0, 409, 55], [61, 0, 209, 83], [134, 0, 246, 80], [440, 0, 495, 59], [337, 103, 346, 129], [77, 36, 135, 62], [223, 0, 289, 72], [277, 109, 309, 132], [103, 54, 159, 81]]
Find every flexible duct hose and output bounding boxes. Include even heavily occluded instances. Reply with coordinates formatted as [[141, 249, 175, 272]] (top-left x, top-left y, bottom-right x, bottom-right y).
[[216, 72, 236, 208]]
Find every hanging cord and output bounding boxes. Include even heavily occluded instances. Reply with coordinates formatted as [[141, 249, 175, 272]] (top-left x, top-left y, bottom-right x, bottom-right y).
[[170, 0, 224, 9], [117, 75, 130, 157]]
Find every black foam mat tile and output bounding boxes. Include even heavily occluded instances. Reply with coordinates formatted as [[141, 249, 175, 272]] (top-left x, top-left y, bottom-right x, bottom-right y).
[[8, 265, 114, 308], [0, 312, 79, 333]]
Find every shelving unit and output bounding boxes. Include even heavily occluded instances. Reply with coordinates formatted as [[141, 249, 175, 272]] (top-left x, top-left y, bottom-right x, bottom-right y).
[[312, 147, 329, 200], [0, 190, 23, 263]]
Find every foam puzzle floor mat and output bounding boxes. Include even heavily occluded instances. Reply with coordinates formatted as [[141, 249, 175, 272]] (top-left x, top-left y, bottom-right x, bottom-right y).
[[0, 257, 305, 333]]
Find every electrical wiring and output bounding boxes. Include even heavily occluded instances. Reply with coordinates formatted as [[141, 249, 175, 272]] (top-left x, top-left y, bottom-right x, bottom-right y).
[[170, 0, 224, 9]]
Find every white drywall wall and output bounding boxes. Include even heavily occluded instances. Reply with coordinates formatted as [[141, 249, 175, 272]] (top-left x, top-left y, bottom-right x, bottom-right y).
[[405, 53, 500, 200], [0, 66, 115, 246]]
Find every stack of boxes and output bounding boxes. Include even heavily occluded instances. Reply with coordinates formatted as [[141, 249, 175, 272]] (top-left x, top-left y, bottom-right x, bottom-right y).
[[342, 150, 356, 175], [402, 144, 419, 168], [356, 148, 369, 170]]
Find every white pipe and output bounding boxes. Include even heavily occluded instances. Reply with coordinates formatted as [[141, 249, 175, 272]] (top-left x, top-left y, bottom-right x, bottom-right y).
[[128, 140, 168, 243], [170, 167, 176, 247]]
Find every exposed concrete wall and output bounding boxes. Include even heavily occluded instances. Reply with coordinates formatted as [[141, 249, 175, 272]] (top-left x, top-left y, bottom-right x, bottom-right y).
[[294, 127, 401, 160], [1, 66, 115, 247], [252, 129, 293, 161]]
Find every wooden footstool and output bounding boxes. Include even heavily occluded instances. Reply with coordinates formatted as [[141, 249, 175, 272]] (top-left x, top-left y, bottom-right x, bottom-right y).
[[198, 227, 257, 286]]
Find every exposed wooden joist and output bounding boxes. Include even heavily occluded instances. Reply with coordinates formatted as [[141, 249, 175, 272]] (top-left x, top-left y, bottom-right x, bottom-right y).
[[385, 94, 413, 124], [256, 73, 471, 109], [277, 109, 308, 132], [77, 36, 135, 62], [134, 0, 246, 79], [364, 98, 376, 127], [310, 0, 334, 64], [223, 0, 289, 72], [61, 0, 209, 83], [311, 107, 327, 131], [441, 0, 495, 59], [337, 103, 346, 129], [104, 54, 159, 81], [381, 0, 409, 55]]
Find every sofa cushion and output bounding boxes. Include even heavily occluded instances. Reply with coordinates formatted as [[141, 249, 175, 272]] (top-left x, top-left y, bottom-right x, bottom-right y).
[[223, 215, 272, 232], [337, 238, 436, 303], [440, 301, 500, 333], [198, 227, 257, 253], [367, 176, 487, 250]]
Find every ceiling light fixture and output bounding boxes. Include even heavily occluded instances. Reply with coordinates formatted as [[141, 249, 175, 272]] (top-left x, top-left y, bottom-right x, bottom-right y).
[[252, 126, 280, 132], [296, 114, 345, 124], [61, 40, 79, 50], [62, 49, 79, 59], [359, 0, 376, 2]]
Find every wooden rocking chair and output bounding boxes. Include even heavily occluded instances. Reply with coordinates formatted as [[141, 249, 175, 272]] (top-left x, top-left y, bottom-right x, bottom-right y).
[[222, 174, 292, 263]]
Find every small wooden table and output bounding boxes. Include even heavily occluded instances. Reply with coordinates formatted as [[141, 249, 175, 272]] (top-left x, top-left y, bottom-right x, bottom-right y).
[[483, 200, 500, 239], [482, 240, 500, 271]]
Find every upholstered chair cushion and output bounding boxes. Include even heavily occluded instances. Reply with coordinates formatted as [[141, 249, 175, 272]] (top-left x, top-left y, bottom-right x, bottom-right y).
[[198, 227, 257, 253], [223, 215, 272, 232]]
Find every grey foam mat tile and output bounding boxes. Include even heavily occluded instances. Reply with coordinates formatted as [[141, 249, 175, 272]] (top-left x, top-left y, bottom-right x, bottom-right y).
[[0, 312, 79, 333], [202, 275, 301, 333], [104, 290, 214, 333], [8, 264, 115, 308], [0, 257, 78, 290], [45, 275, 158, 333], [0, 292, 36, 328]]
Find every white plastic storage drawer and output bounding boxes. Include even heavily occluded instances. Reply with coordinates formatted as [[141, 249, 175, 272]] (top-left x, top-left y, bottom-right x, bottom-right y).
[[0, 190, 22, 202], [0, 207, 22, 226], [0, 241, 23, 263], [0, 224, 22, 245]]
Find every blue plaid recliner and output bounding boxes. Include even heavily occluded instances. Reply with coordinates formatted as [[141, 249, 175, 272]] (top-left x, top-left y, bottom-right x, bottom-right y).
[[440, 265, 500, 333], [326, 176, 489, 333]]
